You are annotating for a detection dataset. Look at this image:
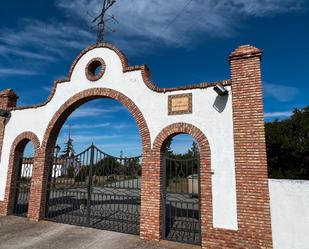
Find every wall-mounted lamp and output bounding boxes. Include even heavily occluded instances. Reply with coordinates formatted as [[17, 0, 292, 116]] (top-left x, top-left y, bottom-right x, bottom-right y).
[[214, 83, 228, 96], [0, 109, 10, 118], [54, 144, 61, 156]]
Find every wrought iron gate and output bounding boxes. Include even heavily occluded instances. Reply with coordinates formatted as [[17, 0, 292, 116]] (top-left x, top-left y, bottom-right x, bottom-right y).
[[13, 155, 33, 217], [162, 156, 201, 245], [45, 145, 141, 235]]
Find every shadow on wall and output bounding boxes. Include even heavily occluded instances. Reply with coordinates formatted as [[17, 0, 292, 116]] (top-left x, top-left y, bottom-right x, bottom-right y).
[[213, 94, 228, 113]]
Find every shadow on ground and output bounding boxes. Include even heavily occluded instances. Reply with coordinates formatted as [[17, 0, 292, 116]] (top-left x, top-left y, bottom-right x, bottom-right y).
[[0, 216, 200, 249]]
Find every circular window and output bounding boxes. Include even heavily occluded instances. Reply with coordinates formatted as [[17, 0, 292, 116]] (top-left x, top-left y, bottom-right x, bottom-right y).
[[85, 58, 106, 81]]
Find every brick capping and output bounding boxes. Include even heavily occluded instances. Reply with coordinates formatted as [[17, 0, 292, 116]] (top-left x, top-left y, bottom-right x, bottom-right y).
[[8, 43, 230, 111], [0, 89, 19, 99], [0, 89, 19, 195], [0, 89, 18, 109], [229, 45, 263, 61], [0, 132, 40, 216]]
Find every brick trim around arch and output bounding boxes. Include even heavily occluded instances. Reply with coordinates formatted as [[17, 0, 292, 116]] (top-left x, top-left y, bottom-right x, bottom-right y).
[[0, 132, 40, 216], [27, 88, 152, 222], [140, 123, 213, 245]]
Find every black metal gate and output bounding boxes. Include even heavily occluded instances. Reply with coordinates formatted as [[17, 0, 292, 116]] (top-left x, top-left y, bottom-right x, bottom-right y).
[[13, 155, 33, 217], [45, 145, 141, 235], [162, 156, 201, 245]]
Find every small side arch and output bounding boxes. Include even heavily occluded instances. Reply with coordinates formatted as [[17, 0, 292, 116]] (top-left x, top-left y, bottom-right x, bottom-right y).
[[152, 123, 213, 245], [2, 132, 40, 215]]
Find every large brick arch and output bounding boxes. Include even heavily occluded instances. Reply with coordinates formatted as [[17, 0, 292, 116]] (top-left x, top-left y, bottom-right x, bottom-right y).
[[140, 123, 213, 244], [41, 88, 151, 153], [28, 87, 151, 220], [0, 132, 40, 216]]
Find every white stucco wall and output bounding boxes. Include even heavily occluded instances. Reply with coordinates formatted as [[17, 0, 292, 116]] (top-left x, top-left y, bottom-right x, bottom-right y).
[[0, 46, 238, 230], [270, 179, 309, 249]]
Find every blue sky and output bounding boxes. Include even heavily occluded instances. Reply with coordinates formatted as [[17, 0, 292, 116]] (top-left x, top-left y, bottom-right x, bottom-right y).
[[1, 0, 308, 156]]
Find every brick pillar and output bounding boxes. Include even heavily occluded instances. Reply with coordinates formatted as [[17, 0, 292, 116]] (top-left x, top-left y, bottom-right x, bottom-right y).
[[0, 89, 18, 215], [0, 89, 18, 161], [0, 89, 18, 109], [140, 151, 162, 241], [28, 147, 53, 221], [229, 45, 273, 248], [0, 116, 6, 215]]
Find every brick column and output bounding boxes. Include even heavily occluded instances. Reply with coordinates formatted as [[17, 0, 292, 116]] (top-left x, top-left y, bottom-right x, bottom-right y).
[[229, 45, 273, 248], [0, 116, 7, 215], [0, 89, 18, 161], [140, 151, 162, 241], [27, 149, 52, 221], [0, 89, 18, 215]]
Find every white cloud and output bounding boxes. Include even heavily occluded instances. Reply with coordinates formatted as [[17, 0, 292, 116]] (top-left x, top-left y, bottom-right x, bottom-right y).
[[215, 0, 304, 16], [0, 45, 56, 62], [57, 133, 124, 144], [0, 19, 94, 65], [0, 0, 304, 68], [264, 83, 300, 102], [42, 86, 52, 92], [72, 134, 122, 143], [56, 0, 306, 50], [264, 111, 292, 118], [63, 123, 111, 129], [0, 0, 305, 83], [0, 68, 40, 76], [70, 106, 126, 118], [113, 123, 134, 129]]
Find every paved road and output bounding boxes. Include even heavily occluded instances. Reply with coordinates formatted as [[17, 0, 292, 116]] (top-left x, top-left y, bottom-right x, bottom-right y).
[[0, 216, 200, 249]]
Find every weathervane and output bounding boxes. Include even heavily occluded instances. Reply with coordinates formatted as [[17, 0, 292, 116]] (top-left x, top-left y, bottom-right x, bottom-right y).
[[91, 0, 117, 43]]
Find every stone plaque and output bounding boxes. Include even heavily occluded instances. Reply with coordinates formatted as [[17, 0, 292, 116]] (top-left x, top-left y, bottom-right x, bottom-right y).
[[168, 93, 192, 115]]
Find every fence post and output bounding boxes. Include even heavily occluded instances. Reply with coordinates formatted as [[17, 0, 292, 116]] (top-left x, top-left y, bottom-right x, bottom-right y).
[[87, 144, 95, 225]]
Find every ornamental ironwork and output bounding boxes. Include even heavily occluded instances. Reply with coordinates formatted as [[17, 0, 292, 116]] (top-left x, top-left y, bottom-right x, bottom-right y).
[[162, 155, 201, 245], [45, 145, 141, 235]]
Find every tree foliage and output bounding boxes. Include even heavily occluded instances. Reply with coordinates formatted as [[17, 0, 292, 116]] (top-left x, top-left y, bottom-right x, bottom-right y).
[[163, 139, 199, 159], [61, 137, 75, 157], [265, 106, 309, 179]]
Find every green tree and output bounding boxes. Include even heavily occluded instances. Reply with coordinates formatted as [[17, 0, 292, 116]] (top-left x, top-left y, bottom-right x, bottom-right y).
[[265, 106, 309, 179], [163, 138, 174, 156], [67, 164, 75, 178], [61, 137, 75, 157], [188, 141, 199, 158]]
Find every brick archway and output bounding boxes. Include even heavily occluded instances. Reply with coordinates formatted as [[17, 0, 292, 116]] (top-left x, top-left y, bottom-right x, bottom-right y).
[[28, 87, 151, 221], [140, 123, 212, 244], [0, 132, 40, 216], [0, 43, 275, 248]]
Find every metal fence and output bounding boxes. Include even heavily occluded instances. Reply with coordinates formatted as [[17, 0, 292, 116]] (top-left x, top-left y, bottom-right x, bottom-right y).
[[45, 145, 142, 235], [13, 156, 33, 217], [162, 156, 201, 245]]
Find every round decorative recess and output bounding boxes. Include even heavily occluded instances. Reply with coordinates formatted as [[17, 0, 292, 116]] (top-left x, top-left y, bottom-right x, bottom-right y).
[[85, 58, 106, 81]]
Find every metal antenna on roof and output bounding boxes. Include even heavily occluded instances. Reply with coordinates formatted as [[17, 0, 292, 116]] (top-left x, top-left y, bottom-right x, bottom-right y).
[[91, 0, 117, 43]]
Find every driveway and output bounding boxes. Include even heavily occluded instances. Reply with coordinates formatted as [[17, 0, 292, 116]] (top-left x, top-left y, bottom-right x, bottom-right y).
[[0, 216, 200, 249]]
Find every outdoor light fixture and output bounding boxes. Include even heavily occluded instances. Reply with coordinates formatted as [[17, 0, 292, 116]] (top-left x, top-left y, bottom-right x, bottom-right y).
[[0, 109, 10, 118], [214, 83, 228, 96], [54, 144, 61, 156]]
